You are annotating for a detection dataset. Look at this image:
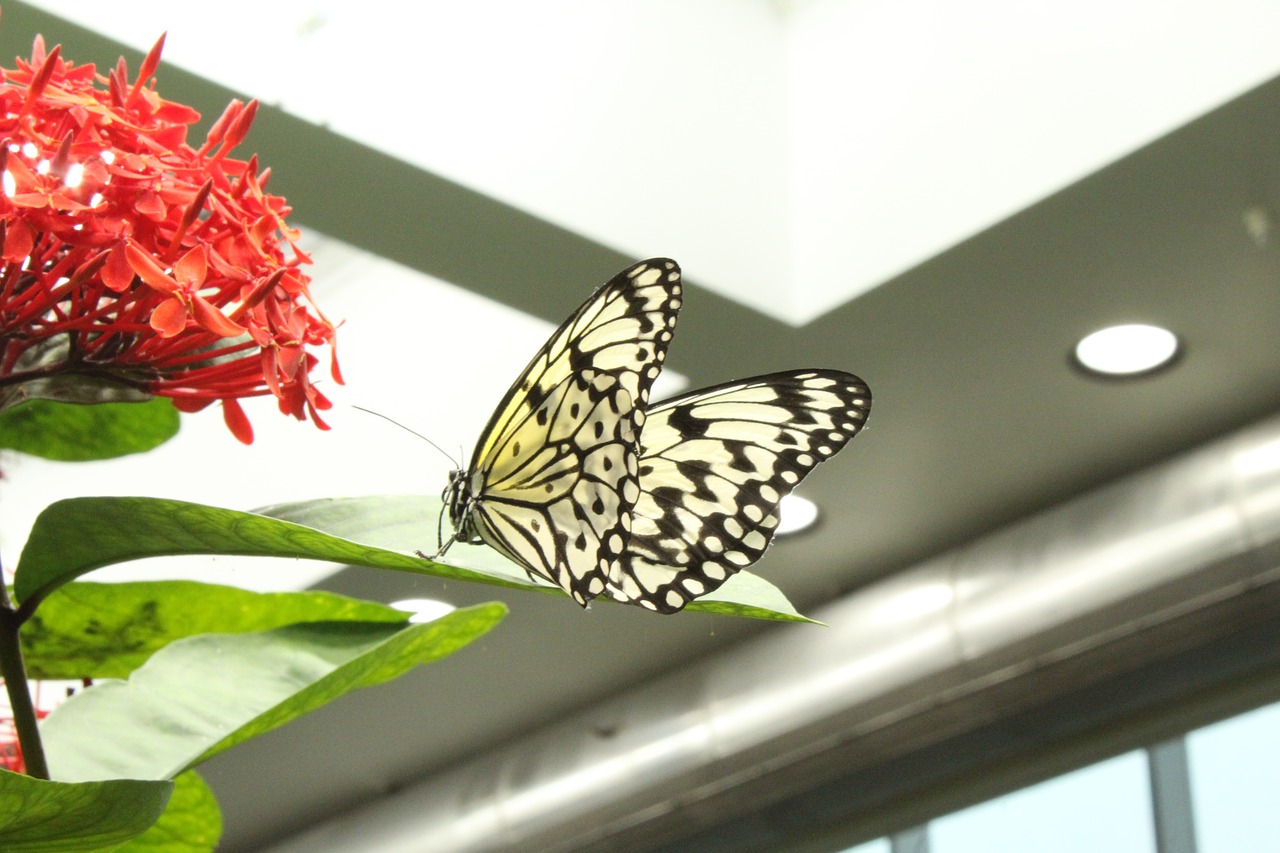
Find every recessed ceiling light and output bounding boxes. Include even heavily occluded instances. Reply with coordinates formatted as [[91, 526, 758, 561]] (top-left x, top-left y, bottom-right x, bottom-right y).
[[1073, 323, 1179, 376], [389, 598, 456, 623], [776, 493, 819, 536]]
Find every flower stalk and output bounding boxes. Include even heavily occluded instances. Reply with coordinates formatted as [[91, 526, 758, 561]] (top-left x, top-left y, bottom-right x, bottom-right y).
[[0, 580, 46, 779]]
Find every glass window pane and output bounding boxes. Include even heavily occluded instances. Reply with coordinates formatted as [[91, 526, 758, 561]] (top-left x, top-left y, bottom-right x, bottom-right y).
[[929, 751, 1156, 853], [1187, 700, 1280, 852]]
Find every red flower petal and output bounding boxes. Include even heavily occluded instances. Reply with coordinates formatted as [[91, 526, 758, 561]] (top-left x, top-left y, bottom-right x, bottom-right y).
[[173, 244, 207, 288], [126, 243, 179, 294], [276, 344, 304, 380], [101, 244, 134, 291], [221, 398, 254, 444], [172, 398, 213, 413], [190, 294, 246, 338], [329, 348, 344, 384], [150, 297, 188, 337], [2, 221, 35, 261], [136, 190, 166, 221]]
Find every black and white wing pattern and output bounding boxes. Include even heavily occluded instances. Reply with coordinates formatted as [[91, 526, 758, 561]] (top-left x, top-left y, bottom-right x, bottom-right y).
[[604, 370, 871, 613], [440, 259, 682, 606]]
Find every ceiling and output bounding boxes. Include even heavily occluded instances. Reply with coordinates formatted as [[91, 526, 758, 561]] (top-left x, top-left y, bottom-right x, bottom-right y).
[[26, 0, 1280, 323], [4, 3, 1280, 851]]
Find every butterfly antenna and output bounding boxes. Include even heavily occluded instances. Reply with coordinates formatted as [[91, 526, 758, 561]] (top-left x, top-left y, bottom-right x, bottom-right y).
[[351, 405, 459, 467]]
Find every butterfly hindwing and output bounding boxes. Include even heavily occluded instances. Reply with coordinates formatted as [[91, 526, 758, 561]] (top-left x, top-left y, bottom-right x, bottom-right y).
[[448, 259, 682, 605], [605, 370, 871, 613]]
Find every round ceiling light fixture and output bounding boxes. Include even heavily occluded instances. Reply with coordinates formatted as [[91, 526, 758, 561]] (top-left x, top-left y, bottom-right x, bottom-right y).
[[1073, 323, 1179, 377], [776, 493, 819, 536]]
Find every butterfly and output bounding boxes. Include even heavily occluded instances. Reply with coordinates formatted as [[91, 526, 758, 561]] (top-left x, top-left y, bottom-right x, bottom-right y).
[[437, 258, 871, 613]]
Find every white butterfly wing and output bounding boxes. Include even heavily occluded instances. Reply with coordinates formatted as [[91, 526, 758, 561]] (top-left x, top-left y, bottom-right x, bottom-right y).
[[605, 370, 871, 613], [456, 259, 683, 605]]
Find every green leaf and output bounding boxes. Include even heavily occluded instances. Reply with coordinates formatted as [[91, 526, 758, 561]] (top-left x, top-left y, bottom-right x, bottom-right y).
[[22, 581, 409, 680], [261, 496, 817, 622], [0, 398, 179, 461], [693, 571, 818, 623], [0, 769, 172, 851], [112, 771, 221, 853], [41, 604, 506, 783], [12, 496, 529, 615], [12, 495, 810, 623], [257, 494, 561, 586]]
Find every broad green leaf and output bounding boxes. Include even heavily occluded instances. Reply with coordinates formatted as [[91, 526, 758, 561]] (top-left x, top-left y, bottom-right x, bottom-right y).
[[41, 604, 506, 783], [258, 495, 563, 586], [12, 497, 532, 614], [112, 771, 221, 853], [263, 496, 816, 622], [13, 495, 810, 623], [0, 398, 179, 461], [695, 571, 817, 623], [0, 768, 172, 851], [22, 581, 408, 680]]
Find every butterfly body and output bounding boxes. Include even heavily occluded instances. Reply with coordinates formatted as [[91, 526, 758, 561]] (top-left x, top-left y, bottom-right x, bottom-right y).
[[437, 258, 871, 613]]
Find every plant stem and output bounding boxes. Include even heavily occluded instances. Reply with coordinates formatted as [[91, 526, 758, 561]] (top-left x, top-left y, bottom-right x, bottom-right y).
[[0, 583, 48, 779]]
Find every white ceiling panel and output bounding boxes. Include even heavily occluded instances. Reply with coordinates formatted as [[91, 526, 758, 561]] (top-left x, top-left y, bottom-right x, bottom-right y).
[[32, 1, 1280, 321]]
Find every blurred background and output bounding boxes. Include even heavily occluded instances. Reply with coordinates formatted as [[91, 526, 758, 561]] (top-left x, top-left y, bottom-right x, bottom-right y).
[[2, 2, 1279, 851]]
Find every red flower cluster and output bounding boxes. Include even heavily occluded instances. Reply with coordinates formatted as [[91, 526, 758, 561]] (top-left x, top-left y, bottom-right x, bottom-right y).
[[0, 35, 340, 443]]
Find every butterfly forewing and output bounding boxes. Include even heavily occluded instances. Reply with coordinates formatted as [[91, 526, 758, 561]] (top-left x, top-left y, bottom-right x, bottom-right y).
[[455, 259, 682, 605], [605, 370, 871, 613]]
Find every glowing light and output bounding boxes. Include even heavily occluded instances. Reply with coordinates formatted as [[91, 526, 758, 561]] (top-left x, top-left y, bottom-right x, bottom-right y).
[[871, 582, 955, 624], [389, 598, 456, 623], [776, 493, 819, 535], [1074, 324, 1179, 376]]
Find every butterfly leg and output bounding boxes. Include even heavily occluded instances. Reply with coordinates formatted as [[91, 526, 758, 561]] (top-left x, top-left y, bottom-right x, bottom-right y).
[[420, 533, 457, 562]]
